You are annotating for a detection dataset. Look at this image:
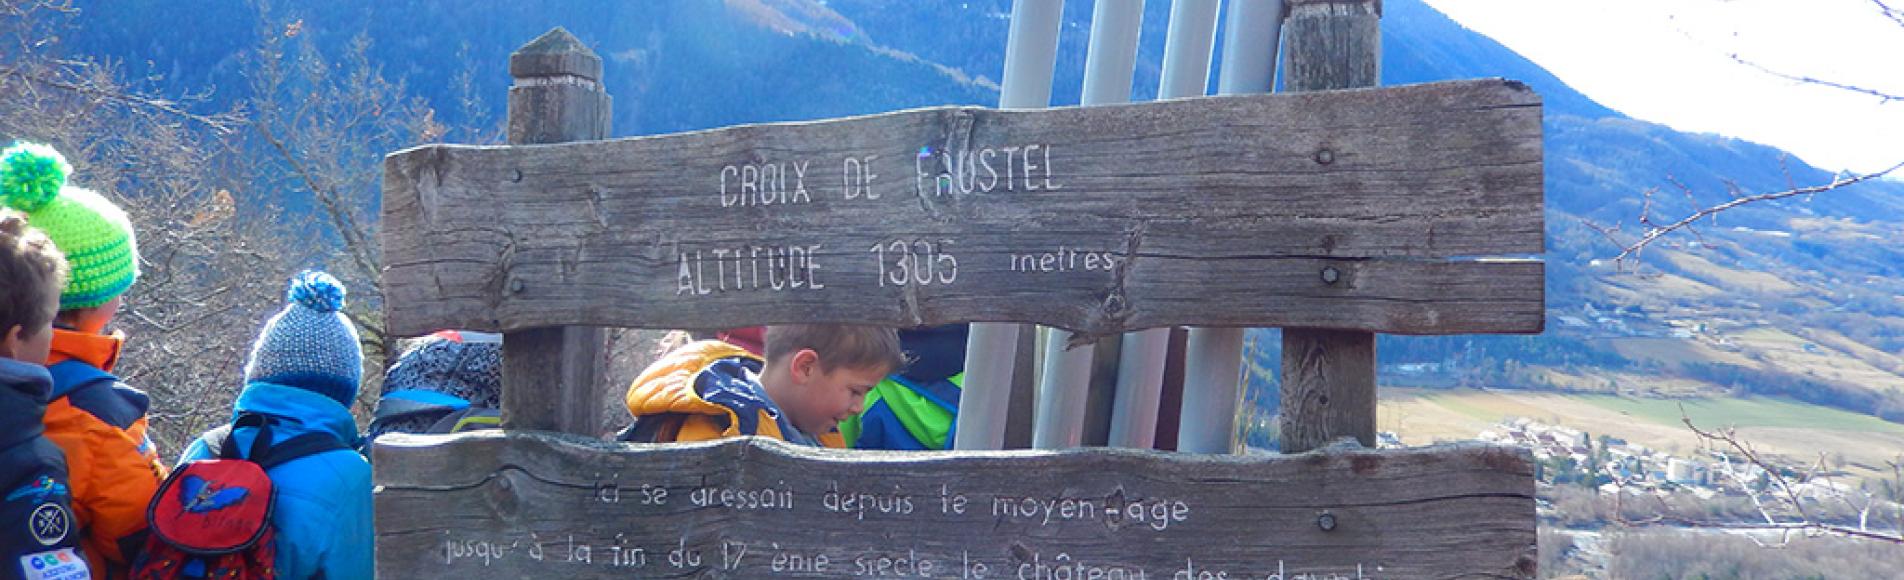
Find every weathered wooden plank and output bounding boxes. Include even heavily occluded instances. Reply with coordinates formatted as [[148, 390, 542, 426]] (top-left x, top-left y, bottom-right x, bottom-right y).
[[381, 78, 1543, 337], [497, 27, 613, 435], [372, 432, 1537, 579]]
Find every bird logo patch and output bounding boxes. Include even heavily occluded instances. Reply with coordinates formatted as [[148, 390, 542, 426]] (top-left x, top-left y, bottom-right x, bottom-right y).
[[5, 475, 68, 504], [179, 475, 250, 513]]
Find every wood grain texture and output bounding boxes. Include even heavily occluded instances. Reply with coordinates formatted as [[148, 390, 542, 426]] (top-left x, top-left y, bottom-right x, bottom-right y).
[[381, 79, 1544, 338], [498, 28, 612, 435], [372, 432, 1538, 579], [1279, 0, 1384, 455], [1281, 328, 1379, 452]]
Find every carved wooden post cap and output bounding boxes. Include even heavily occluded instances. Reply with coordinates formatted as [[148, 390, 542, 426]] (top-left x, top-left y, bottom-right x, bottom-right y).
[[1285, 0, 1381, 18], [509, 27, 603, 83]]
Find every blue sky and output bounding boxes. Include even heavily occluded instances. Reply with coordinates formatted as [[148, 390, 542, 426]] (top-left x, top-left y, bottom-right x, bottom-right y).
[[1426, 0, 1903, 175]]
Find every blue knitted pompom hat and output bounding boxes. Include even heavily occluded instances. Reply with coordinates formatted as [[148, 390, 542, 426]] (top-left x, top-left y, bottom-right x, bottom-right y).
[[243, 270, 364, 405]]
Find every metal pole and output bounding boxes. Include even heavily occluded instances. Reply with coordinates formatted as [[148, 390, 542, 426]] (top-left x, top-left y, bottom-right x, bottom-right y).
[[1157, 0, 1223, 99], [1081, 0, 1145, 105], [957, 0, 1066, 451], [1107, 328, 1169, 447], [1175, 0, 1286, 454], [1033, 332, 1093, 449], [998, 0, 1066, 110], [1216, 0, 1284, 95], [1101, 0, 1222, 450], [1031, 0, 1145, 450]]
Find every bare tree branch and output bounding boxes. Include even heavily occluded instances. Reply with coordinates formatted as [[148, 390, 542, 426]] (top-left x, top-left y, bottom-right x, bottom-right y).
[[1678, 405, 1904, 545], [1593, 160, 1904, 266], [1877, 0, 1904, 29], [1727, 51, 1903, 104], [0, 67, 243, 133]]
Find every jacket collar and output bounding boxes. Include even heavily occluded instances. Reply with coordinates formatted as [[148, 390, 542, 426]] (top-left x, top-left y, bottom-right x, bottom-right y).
[[48, 327, 124, 371], [231, 381, 361, 447]]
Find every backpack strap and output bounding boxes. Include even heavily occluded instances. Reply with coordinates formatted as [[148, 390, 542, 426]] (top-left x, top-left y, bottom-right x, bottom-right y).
[[203, 424, 237, 459], [253, 432, 348, 470], [424, 407, 500, 434], [207, 413, 347, 469]]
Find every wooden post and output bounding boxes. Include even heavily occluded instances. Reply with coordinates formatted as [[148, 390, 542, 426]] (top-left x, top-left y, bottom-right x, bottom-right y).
[[500, 28, 613, 435], [1279, 0, 1382, 453]]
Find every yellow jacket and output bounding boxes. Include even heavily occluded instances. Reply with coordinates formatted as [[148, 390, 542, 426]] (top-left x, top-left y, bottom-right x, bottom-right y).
[[623, 341, 843, 447]]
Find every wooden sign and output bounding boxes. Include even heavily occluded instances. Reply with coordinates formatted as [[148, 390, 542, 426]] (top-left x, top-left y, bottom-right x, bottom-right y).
[[380, 79, 1543, 339], [374, 433, 1537, 579]]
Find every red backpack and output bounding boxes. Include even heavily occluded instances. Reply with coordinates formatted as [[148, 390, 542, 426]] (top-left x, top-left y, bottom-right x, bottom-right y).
[[131, 414, 346, 579]]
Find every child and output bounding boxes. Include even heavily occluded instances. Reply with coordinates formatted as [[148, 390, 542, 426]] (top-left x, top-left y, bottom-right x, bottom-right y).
[[365, 329, 504, 445], [622, 324, 905, 447], [842, 324, 968, 450], [0, 210, 91, 580], [1, 142, 161, 577], [174, 271, 372, 579]]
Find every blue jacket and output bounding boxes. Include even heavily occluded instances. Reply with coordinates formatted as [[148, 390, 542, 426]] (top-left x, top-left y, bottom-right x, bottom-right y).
[[1, 359, 89, 580], [179, 382, 371, 580]]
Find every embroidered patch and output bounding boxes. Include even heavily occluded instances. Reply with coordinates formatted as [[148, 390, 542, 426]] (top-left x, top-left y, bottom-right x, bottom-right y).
[[27, 503, 69, 546], [3, 476, 67, 504], [17, 547, 89, 580], [179, 475, 251, 513]]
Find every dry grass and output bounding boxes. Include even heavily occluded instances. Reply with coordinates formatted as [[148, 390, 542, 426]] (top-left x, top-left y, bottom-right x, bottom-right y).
[[1609, 337, 1755, 369], [1730, 327, 1904, 397], [1380, 388, 1904, 485], [1657, 249, 1802, 295]]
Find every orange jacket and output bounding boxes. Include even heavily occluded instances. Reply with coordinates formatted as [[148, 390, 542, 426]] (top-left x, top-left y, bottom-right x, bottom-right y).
[[623, 340, 843, 447], [44, 328, 167, 578]]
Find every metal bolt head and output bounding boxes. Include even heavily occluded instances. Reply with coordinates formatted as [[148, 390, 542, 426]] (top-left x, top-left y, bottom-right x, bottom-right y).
[[508, 278, 525, 294], [1317, 512, 1337, 531], [1321, 266, 1341, 285], [1314, 148, 1335, 165], [511, 169, 524, 182]]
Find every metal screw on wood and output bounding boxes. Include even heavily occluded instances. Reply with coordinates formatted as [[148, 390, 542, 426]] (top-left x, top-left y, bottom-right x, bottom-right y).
[[1313, 148, 1335, 165], [511, 169, 524, 182], [509, 279, 525, 294], [1321, 266, 1340, 285], [1317, 512, 1337, 531]]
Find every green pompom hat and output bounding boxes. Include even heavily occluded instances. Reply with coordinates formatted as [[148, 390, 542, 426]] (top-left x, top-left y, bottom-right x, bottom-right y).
[[1, 142, 139, 310]]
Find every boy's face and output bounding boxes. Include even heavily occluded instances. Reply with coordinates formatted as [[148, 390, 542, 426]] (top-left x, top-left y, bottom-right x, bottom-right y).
[[1, 296, 55, 363], [784, 349, 888, 437], [2, 284, 58, 364], [1, 321, 52, 365]]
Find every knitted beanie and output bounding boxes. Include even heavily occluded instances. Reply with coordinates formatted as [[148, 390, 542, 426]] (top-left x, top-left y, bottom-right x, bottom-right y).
[[244, 270, 364, 406], [0, 142, 140, 310], [382, 331, 503, 408]]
